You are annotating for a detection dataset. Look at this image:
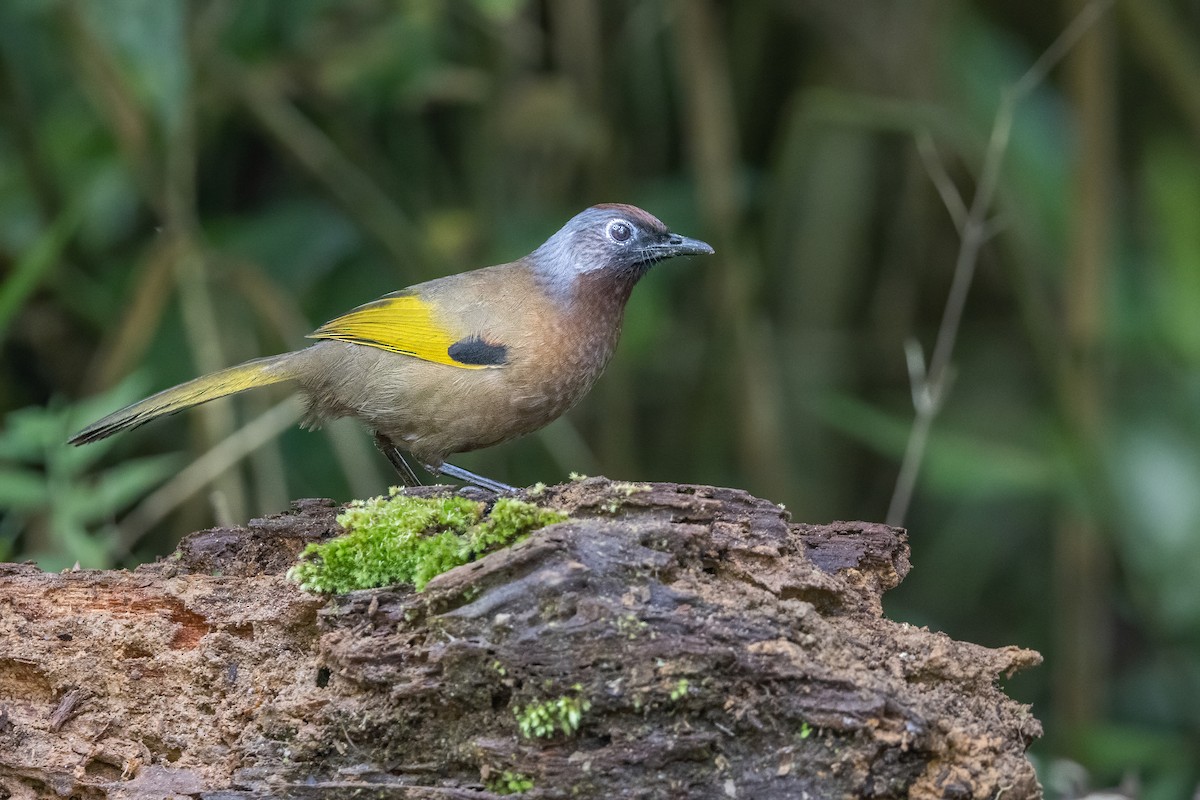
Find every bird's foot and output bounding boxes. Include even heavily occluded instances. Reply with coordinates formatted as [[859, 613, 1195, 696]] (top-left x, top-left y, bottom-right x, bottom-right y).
[[430, 461, 517, 494]]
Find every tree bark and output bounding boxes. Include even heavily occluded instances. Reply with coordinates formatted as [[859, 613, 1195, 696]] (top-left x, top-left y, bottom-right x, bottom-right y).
[[0, 479, 1042, 799]]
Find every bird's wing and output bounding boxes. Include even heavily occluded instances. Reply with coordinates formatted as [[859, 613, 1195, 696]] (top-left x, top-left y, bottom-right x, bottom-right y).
[[306, 291, 506, 370]]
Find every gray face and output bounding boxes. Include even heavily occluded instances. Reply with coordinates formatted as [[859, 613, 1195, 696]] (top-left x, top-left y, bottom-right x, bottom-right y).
[[531, 204, 714, 284]]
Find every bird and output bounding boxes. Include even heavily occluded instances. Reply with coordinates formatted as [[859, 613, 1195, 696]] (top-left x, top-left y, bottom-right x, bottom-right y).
[[69, 204, 714, 492]]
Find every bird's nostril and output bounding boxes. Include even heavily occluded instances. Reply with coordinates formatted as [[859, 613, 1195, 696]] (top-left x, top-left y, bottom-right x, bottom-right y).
[[669, 235, 683, 245]]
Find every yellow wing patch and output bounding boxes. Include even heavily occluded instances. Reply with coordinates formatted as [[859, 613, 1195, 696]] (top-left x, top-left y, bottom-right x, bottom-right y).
[[307, 293, 488, 369]]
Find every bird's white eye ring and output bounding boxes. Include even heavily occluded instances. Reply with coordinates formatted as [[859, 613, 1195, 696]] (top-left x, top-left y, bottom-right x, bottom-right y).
[[606, 220, 634, 243]]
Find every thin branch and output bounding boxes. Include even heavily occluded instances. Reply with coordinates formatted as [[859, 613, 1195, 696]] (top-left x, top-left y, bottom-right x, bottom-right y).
[[1012, 0, 1114, 101], [887, 0, 1113, 527], [915, 133, 968, 233]]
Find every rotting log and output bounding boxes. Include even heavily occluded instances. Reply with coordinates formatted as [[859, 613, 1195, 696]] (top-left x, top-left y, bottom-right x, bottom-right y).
[[0, 478, 1043, 799]]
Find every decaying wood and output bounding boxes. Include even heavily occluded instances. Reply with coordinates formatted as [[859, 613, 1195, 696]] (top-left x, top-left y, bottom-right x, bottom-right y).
[[0, 479, 1042, 799]]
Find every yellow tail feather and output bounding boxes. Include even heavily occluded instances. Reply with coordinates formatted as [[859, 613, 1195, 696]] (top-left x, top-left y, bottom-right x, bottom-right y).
[[69, 354, 296, 445]]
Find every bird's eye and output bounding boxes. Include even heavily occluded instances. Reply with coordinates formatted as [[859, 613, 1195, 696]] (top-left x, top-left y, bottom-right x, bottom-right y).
[[606, 220, 633, 243]]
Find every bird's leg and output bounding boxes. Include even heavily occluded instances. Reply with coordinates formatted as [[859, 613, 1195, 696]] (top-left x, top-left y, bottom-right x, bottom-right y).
[[373, 434, 514, 494], [425, 461, 516, 494], [373, 433, 422, 487]]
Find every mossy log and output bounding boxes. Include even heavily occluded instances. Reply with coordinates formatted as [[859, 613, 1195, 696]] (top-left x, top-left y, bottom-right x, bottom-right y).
[[0, 479, 1042, 799]]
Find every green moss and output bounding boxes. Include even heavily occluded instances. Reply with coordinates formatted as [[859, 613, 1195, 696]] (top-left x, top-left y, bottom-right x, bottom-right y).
[[287, 490, 567, 593], [469, 496, 566, 552], [669, 678, 690, 701], [514, 686, 591, 739], [486, 770, 534, 794], [595, 481, 651, 514], [615, 613, 648, 639]]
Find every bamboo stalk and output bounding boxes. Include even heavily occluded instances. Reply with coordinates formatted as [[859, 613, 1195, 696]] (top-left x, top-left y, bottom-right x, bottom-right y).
[[1054, 0, 1116, 741]]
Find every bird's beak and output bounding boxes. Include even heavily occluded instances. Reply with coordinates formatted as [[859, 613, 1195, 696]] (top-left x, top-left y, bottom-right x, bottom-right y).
[[656, 233, 715, 258]]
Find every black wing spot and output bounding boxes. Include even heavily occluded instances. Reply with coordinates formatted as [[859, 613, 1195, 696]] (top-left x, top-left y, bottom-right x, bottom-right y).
[[448, 335, 508, 366]]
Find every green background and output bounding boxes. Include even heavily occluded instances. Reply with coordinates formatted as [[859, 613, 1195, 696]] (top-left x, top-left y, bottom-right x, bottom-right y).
[[1, 1, 1197, 795]]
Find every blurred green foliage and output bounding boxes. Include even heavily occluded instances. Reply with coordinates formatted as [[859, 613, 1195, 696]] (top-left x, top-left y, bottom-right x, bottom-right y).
[[1, 0, 1199, 795], [0, 377, 178, 568]]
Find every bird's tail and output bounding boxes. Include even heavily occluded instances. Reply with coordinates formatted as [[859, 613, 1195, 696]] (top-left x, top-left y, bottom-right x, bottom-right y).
[[69, 353, 298, 445]]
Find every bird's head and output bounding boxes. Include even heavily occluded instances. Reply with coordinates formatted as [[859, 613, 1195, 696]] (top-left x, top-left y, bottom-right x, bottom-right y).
[[530, 204, 713, 293]]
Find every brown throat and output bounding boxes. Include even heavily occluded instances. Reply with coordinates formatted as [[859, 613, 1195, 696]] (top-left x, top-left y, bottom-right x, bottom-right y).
[[568, 268, 641, 342]]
